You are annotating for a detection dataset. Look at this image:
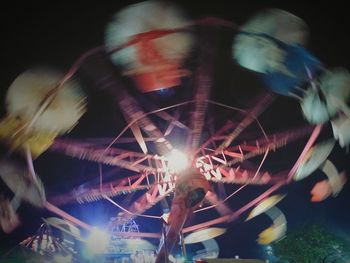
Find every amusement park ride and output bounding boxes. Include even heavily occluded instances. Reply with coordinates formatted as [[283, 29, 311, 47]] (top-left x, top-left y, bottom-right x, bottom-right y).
[[0, 1, 349, 262]]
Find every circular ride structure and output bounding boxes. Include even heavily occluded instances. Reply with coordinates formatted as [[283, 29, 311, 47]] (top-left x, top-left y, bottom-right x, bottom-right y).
[[1, 1, 349, 262]]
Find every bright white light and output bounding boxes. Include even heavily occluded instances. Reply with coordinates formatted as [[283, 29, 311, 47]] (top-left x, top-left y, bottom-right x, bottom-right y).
[[166, 149, 189, 172], [85, 228, 109, 254]]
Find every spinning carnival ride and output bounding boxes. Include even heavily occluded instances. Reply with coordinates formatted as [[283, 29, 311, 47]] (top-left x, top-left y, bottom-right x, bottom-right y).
[[1, 1, 349, 262]]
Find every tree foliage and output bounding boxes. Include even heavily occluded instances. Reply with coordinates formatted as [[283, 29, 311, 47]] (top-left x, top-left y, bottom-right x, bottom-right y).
[[272, 223, 350, 263]]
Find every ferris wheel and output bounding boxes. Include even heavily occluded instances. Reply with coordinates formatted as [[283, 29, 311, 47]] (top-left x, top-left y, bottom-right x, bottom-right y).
[[1, 1, 349, 262]]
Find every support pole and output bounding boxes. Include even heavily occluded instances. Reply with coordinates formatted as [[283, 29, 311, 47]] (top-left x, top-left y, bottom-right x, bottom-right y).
[[179, 231, 187, 261]]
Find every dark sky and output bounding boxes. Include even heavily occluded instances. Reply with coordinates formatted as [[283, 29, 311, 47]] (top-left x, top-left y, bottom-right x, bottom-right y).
[[1, 1, 350, 260]]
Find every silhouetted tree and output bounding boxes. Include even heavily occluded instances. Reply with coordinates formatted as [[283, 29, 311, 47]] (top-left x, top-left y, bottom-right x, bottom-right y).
[[272, 223, 350, 263]]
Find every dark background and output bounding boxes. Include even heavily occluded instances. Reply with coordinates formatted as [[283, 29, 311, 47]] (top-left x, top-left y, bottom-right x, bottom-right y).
[[1, 1, 350, 260]]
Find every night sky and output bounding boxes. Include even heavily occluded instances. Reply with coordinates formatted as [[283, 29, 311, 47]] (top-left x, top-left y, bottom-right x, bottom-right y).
[[1, 1, 350, 260]]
